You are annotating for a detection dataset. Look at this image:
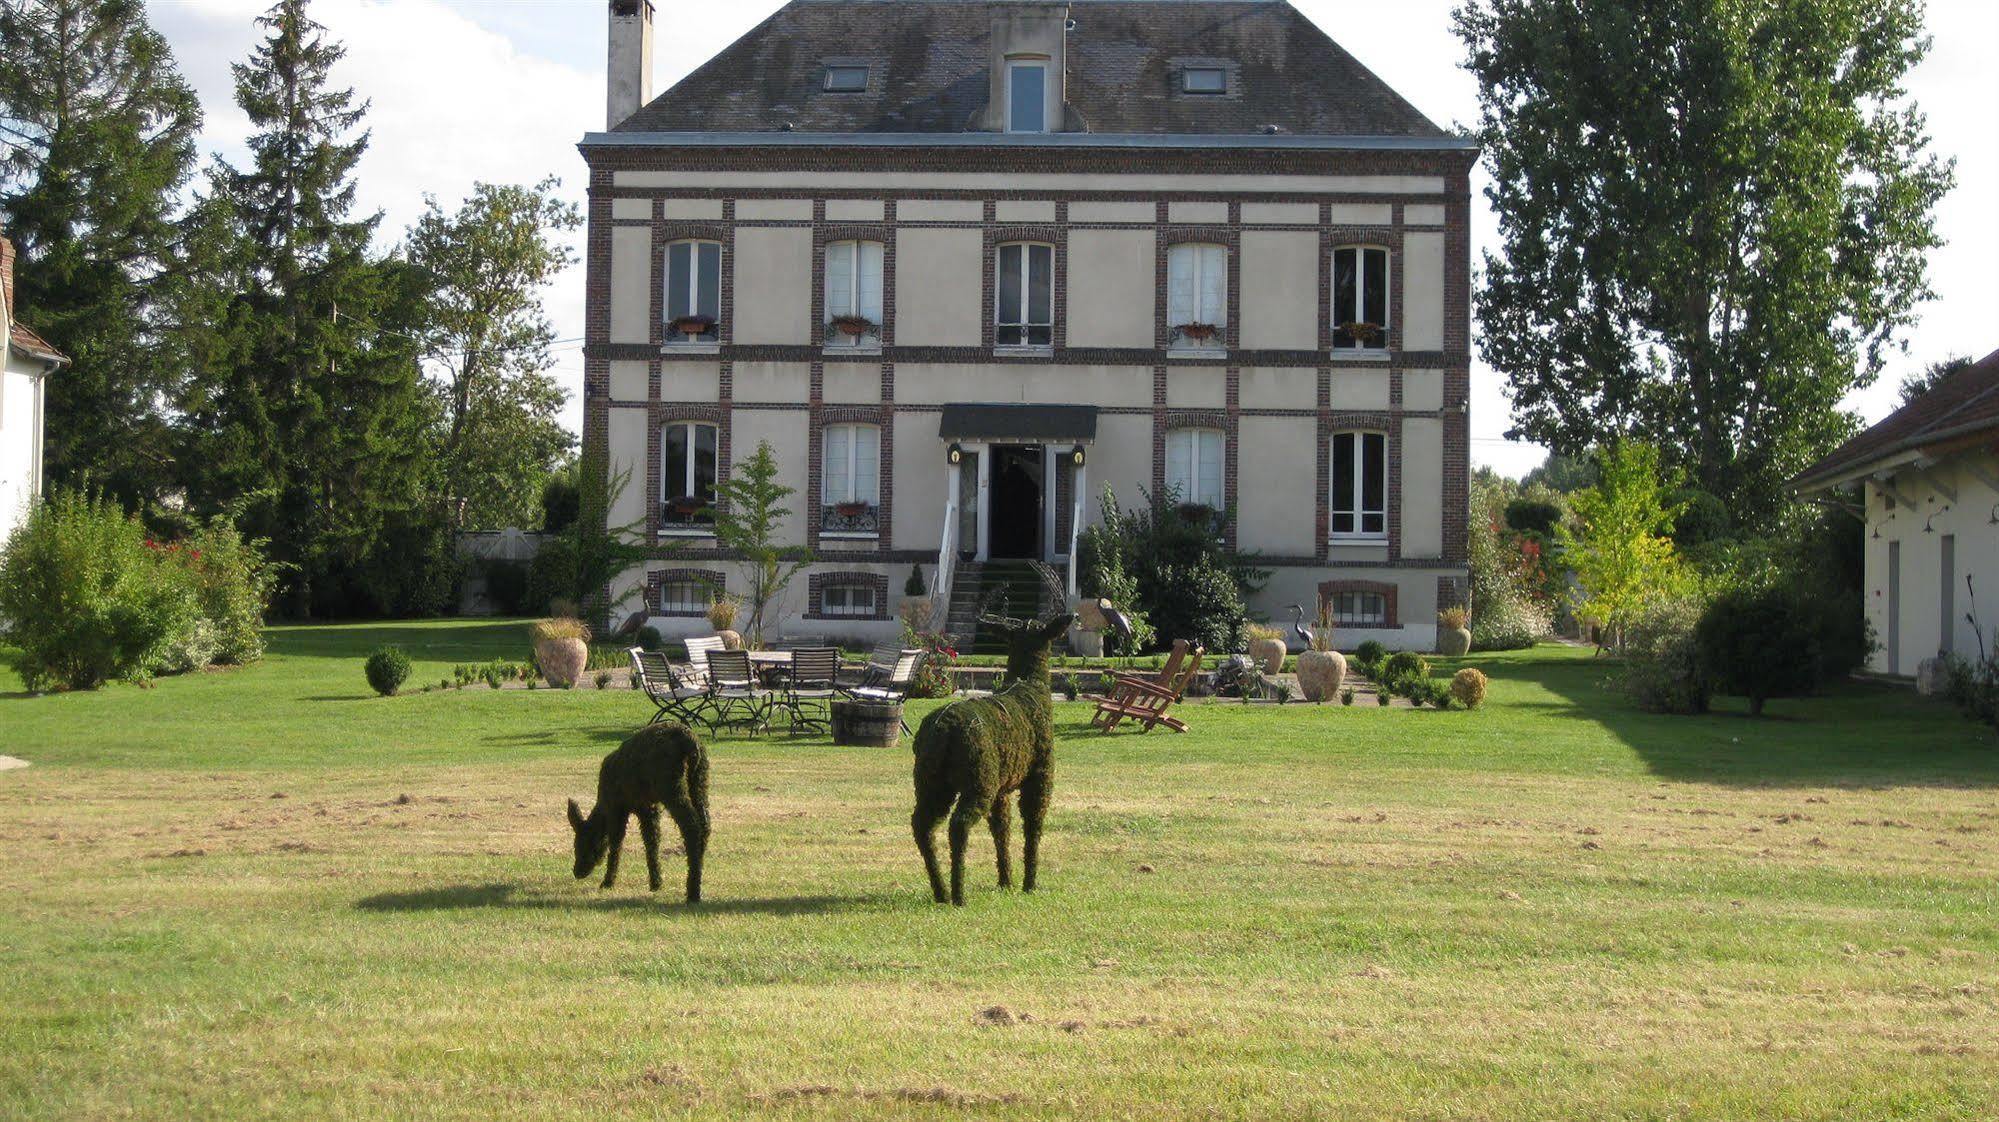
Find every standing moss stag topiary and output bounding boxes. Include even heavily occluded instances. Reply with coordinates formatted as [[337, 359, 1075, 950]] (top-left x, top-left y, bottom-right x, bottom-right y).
[[566, 722, 711, 902], [911, 564, 1075, 905]]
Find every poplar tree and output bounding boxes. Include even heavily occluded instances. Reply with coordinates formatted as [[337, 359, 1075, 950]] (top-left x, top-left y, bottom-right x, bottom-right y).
[[0, 0, 200, 501], [1457, 0, 1954, 523]]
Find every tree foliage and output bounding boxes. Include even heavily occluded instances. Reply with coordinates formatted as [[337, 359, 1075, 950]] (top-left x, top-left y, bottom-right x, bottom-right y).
[[711, 441, 810, 648], [1556, 442, 1688, 648], [1899, 353, 1973, 406], [1457, 0, 1954, 523], [0, 0, 201, 502], [402, 178, 579, 530]]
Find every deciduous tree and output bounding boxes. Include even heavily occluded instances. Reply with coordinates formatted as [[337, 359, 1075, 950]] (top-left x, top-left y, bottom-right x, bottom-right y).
[[1557, 442, 1688, 649]]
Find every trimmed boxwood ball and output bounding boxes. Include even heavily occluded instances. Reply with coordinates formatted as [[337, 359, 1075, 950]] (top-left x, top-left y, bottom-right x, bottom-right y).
[[1380, 651, 1430, 695], [1451, 668, 1489, 709], [364, 646, 412, 696]]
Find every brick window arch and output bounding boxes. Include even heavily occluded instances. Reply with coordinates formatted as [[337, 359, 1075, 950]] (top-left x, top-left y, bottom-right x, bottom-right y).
[[806, 570, 890, 621], [648, 569, 725, 617]]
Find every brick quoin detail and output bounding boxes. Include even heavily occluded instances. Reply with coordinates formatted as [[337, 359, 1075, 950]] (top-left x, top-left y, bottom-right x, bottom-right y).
[[805, 570, 891, 621], [1318, 579, 1400, 629]]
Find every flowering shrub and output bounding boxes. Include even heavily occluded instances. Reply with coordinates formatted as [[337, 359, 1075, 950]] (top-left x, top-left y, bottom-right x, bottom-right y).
[[902, 626, 959, 699], [0, 494, 274, 691]]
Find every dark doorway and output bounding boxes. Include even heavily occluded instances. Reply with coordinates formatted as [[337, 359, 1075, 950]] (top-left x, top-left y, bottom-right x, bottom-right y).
[[989, 444, 1043, 560]]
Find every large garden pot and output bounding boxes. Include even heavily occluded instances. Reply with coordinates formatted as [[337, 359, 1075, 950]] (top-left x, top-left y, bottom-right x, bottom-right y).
[[716, 629, 743, 651], [1075, 597, 1112, 631], [535, 638, 588, 688], [1296, 649, 1347, 703], [831, 699, 902, 748], [1248, 637, 1287, 675], [1437, 627, 1472, 657], [1070, 627, 1104, 658]]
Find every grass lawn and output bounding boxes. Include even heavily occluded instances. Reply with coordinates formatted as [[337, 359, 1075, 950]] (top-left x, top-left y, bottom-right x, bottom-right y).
[[1, 620, 1996, 1119]]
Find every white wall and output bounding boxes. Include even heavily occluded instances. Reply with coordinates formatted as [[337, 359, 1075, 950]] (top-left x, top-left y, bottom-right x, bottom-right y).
[[1866, 454, 1999, 675], [0, 357, 48, 542]]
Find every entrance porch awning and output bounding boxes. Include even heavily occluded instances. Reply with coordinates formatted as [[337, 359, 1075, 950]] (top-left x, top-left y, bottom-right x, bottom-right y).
[[937, 403, 1098, 444]]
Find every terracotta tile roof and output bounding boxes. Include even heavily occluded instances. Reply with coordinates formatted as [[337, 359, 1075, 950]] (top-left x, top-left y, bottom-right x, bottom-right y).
[[8, 319, 66, 364], [615, 0, 1451, 139], [1794, 348, 1999, 490]]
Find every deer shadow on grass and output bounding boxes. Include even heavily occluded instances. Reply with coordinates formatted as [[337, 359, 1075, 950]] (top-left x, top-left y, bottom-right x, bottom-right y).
[[354, 881, 870, 917]]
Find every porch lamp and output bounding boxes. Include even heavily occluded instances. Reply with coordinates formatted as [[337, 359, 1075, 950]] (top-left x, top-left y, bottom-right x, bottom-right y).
[[1070, 445, 1087, 468], [947, 442, 964, 466]]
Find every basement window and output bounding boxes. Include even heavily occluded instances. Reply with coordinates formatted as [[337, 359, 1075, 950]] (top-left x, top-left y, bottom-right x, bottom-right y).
[[824, 65, 869, 92], [1182, 67, 1227, 95]]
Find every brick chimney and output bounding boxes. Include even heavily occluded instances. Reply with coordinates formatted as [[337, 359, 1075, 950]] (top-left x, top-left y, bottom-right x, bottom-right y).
[[607, 0, 654, 129]]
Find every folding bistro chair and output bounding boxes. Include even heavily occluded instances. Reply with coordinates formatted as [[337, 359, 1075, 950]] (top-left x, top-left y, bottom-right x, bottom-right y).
[[779, 647, 842, 735], [703, 648, 770, 733], [628, 647, 714, 728]]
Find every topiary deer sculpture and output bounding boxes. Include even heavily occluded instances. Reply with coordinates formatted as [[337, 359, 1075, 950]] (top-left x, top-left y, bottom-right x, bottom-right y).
[[566, 722, 711, 902], [911, 563, 1076, 905]]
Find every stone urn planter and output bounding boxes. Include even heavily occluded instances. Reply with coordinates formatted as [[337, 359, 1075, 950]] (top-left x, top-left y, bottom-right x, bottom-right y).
[[1436, 609, 1472, 657], [1247, 636, 1287, 675], [1075, 597, 1112, 631], [534, 637, 588, 688], [1070, 627, 1104, 658], [1296, 648, 1347, 703], [715, 629, 744, 651]]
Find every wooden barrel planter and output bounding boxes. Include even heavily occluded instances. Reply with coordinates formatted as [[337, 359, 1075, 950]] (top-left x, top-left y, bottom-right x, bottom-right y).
[[831, 699, 903, 747]]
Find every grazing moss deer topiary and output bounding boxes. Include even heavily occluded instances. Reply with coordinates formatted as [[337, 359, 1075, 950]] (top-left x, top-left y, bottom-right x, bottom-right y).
[[911, 563, 1076, 905], [566, 722, 711, 902]]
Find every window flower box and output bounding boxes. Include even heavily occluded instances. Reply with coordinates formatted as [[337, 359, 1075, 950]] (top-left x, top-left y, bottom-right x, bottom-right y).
[[828, 315, 877, 338], [663, 495, 713, 525], [1336, 320, 1384, 348], [1174, 322, 1220, 343], [670, 315, 718, 340]]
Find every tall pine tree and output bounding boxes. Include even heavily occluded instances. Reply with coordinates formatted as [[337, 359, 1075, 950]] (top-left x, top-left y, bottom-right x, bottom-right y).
[[177, 0, 438, 616], [0, 0, 201, 502]]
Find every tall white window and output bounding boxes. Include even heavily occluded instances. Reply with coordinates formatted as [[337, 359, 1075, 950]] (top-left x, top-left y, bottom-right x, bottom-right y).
[[1167, 243, 1228, 348], [822, 423, 880, 507], [824, 240, 884, 347], [664, 240, 721, 341], [1331, 245, 1389, 351], [1330, 430, 1386, 538], [661, 421, 719, 525], [1006, 59, 1049, 133], [1165, 428, 1225, 509], [996, 242, 1054, 347]]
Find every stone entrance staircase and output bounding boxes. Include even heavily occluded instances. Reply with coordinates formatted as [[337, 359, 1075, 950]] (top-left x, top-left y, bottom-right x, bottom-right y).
[[943, 559, 1056, 655]]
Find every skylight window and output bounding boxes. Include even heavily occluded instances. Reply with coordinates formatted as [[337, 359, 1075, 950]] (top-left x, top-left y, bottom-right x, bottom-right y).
[[1183, 67, 1227, 95], [824, 65, 869, 92]]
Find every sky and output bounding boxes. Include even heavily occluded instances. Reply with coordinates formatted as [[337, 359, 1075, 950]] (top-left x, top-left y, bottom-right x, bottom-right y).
[[145, 0, 1999, 479]]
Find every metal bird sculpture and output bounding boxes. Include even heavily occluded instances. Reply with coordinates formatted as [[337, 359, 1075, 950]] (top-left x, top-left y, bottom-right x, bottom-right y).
[[1289, 603, 1313, 650], [1102, 605, 1136, 670]]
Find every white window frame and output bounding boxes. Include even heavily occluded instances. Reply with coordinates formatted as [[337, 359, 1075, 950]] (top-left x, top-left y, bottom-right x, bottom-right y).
[[821, 423, 880, 508], [821, 581, 879, 619], [1330, 430, 1387, 540], [1330, 244, 1391, 353], [823, 240, 884, 349], [1182, 66, 1227, 95], [1164, 428, 1226, 509], [1328, 590, 1389, 628], [995, 241, 1055, 349], [1004, 58, 1050, 134], [658, 579, 712, 615], [660, 420, 719, 528], [1167, 242, 1228, 351], [663, 239, 722, 343]]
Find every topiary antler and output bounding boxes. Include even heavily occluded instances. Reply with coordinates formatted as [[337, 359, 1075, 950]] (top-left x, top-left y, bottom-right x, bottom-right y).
[[976, 562, 1073, 632]]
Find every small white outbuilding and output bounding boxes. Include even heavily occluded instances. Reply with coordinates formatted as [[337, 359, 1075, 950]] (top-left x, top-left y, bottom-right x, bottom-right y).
[[0, 233, 67, 543]]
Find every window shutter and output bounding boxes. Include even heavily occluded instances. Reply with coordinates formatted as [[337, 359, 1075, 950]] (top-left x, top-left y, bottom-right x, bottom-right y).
[[855, 426, 879, 505], [826, 243, 853, 319], [1165, 430, 1192, 499], [825, 425, 850, 504], [1200, 246, 1227, 325], [858, 242, 884, 321], [1167, 245, 1195, 326]]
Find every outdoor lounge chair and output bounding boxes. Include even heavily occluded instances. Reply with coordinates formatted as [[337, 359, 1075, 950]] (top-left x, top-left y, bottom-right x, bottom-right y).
[[1089, 640, 1204, 733], [629, 647, 714, 728], [778, 647, 841, 735], [703, 648, 771, 732]]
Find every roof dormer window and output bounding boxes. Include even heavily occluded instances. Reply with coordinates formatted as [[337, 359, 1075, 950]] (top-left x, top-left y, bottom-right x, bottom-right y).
[[1182, 66, 1227, 95], [824, 64, 869, 92], [1005, 59, 1049, 133]]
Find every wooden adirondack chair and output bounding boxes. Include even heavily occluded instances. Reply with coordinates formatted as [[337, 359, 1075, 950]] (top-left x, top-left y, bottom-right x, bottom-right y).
[[1089, 640, 1204, 733]]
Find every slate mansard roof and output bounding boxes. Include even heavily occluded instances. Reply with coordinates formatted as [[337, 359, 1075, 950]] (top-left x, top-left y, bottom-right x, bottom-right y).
[[1795, 349, 1999, 491], [600, 0, 1464, 147]]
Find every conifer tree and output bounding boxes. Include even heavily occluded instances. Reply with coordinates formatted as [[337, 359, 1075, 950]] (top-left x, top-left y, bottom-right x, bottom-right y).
[[0, 0, 201, 501]]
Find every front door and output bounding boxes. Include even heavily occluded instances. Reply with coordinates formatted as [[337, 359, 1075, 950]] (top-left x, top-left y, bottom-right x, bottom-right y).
[[989, 444, 1043, 560]]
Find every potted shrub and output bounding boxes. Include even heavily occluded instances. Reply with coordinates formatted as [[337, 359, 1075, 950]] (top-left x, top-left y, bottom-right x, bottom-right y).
[[1296, 619, 1347, 703], [530, 618, 590, 689], [1245, 623, 1287, 675], [707, 595, 743, 649], [1437, 606, 1472, 657]]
